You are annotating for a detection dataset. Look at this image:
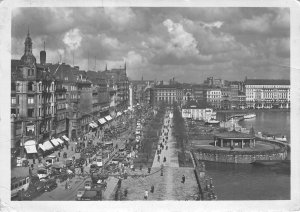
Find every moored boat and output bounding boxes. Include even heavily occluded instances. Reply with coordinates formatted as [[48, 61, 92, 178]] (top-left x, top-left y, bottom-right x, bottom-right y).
[[251, 160, 287, 166], [244, 113, 256, 119]]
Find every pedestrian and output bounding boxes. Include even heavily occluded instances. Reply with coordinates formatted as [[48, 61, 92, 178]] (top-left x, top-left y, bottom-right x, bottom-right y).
[[81, 166, 84, 174], [29, 167, 32, 176], [163, 157, 166, 162], [58, 151, 61, 157], [158, 155, 160, 162], [33, 157, 35, 164], [151, 185, 154, 193], [144, 190, 149, 200], [182, 175, 185, 184], [85, 160, 88, 166], [166, 146, 168, 150]]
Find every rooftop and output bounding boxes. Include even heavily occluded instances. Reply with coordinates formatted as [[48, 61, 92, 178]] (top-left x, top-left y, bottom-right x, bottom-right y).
[[215, 130, 255, 139], [245, 79, 290, 85]]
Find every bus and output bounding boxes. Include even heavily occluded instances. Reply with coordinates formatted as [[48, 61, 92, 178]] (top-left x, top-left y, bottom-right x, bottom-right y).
[[11, 176, 30, 198]]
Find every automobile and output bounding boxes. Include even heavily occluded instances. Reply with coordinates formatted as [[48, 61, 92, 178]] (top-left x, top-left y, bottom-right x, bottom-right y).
[[84, 180, 92, 190], [44, 179, 57, 192], [76, 188, 86, 200]]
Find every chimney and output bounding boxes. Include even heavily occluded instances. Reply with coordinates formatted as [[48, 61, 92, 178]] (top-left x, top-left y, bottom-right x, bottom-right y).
[[40, 41, 46, 65]]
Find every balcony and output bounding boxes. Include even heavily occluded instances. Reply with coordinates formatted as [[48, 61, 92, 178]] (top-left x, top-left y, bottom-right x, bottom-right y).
[[55, 87, 67, 94]]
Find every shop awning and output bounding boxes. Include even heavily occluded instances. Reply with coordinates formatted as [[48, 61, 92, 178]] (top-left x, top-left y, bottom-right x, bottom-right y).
[[117, 112, 122, 117], [43, 141, 54, 151], [98, 118, 106, 125], [92, 121, 98, 128], [62, 135, 70, 142], [24, 145, 37, 154], [24, 140, 36, 146], [50, 139, 60, 147], [89, 122, 98, 128], [105, 115, 112, 121], [39, 144, 46, 151], [56, 138, 64, 145]]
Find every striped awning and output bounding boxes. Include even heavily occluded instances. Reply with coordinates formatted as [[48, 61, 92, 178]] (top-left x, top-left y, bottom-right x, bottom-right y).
[[43, 141, 54, 151], [98, 118, 106, 125], [24, 145, 37, 154], [105, 115, 112, 121], [39, 144, 46, 151], [56, 138, 64, 145], [89, 122, 97, 128], [62, 135, 70, 142], [50, 139, 60, 147]]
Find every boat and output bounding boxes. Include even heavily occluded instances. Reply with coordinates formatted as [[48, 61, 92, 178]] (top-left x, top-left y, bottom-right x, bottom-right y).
[[205, 119, 220, 124], [251, 160, 287, 166], [244, 113, 256, 119]]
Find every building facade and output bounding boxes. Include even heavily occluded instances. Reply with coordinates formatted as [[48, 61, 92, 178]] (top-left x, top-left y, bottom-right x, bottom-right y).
[[11, 31, 56, 156], [245, 79, 290, 109], [154, 84, 183, 106], [205, 88, 222, 109], [181, 102, 216, 121]]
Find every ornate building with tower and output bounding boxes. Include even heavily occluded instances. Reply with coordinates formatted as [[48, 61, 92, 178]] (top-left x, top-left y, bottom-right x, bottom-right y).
[[11, 30, 56, 157]]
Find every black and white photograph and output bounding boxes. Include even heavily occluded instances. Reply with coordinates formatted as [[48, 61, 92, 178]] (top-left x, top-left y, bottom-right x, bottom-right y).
[[1, 0, 300, 211]]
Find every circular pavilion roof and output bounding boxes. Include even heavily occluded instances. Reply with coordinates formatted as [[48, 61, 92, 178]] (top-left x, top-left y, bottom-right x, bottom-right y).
[[215, 130, 255, 139]]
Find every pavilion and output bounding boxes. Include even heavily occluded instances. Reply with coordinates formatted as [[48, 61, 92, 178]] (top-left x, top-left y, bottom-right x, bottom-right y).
[[214, 130, 256, 149]]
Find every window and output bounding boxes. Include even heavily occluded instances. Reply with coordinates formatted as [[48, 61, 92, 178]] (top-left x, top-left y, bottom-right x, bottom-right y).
[[11, 82, 16, 91], [28, 82, 34, 91], [27, 109, 34, 117], [16, 83, 20, 92], [11, 97, 16, 104], [28, 95, 34, 104], [11, 108, 16, 114]]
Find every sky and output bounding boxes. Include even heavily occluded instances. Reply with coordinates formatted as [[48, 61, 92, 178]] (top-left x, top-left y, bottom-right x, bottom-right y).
[[11, 7, 290, 83]]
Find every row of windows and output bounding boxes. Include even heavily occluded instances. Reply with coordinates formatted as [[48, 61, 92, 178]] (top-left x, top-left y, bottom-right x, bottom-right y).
[[246, 85, 290, 88]]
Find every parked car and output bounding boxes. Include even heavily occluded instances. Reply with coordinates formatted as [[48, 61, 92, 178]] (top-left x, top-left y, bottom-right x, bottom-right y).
[[44, 179, 57, 192]]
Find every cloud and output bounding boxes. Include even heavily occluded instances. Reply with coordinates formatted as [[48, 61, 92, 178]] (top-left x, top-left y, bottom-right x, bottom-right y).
[[104, 7, 136, 31], [238, 14, 272, 33], [63, 28, 82, 51], [11, 7, 290, 81], [163, 19, 199, 58]]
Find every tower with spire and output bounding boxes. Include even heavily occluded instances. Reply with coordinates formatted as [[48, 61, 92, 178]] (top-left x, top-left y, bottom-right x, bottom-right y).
[[20, 28, 36, 67]]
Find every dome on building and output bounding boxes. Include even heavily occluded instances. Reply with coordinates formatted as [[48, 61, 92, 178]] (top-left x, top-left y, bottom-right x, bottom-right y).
[[20, 29, 36, 67]]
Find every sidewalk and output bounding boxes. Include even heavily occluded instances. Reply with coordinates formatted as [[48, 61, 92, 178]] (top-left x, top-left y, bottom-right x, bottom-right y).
[[12, 142, 79, 178], [152, 112, 179, 168]]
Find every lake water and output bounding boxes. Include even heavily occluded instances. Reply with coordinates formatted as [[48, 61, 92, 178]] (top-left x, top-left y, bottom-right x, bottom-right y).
[[207, 110, 290, 200], [217, 110, 290, 142]]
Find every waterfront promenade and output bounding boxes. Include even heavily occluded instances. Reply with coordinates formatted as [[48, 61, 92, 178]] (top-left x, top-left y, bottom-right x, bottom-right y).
[[121, 110, 198, 200]]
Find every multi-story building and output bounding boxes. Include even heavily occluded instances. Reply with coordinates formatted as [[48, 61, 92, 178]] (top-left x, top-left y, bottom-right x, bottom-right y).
[[103, 64, 129, 112], [192, 84, 206, 103], [154, 84, 183, 106], [245, 79, 290, 109], [205, 88, 222, 109], [11, 31, 56, 156], [181, 101, 216, 121], [182, 84, 194, 105]]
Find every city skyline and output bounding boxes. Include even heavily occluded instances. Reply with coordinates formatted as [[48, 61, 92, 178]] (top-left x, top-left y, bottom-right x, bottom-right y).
[[12, 7, 290, 83]]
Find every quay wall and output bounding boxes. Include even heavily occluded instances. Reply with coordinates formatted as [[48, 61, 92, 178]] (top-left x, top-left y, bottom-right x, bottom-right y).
[[194, 142, 288, 164]]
